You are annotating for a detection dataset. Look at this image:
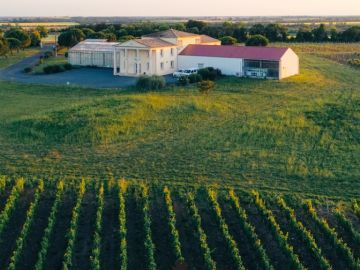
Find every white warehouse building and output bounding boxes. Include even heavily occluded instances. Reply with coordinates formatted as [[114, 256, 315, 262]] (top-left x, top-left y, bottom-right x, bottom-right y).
[[178, 44, 299, 79]]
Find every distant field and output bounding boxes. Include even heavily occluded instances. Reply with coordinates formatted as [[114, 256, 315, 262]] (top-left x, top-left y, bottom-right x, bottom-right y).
[[0, 43, 359, 198], [0, 22, 78, 30]]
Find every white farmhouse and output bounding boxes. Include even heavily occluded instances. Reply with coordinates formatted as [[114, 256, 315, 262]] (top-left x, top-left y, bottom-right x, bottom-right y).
[[178, 44, 299, 79]]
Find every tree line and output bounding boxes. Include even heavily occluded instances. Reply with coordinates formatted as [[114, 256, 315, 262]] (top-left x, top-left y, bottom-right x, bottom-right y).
[[0, 26, 48, 57], [55, 20, 360, 47]]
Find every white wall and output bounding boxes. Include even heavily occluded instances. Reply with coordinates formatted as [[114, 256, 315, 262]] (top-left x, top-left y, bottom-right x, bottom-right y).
[[178, 55, 243, 76], [279, 48, 299, 79]]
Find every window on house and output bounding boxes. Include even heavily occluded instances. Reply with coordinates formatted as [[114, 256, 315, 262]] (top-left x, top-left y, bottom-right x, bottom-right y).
[[198, 63, 204, 69], [160, 62, 164, 70], [147, 62, 150, 70], [171, 48, 174, 56], [171, 61, 174, 68], [148, 51, 150, 57], [160, 49, 164, 57]]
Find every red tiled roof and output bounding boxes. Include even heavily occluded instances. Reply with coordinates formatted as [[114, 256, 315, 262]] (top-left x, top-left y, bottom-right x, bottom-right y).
[[179, 44, 290, 61]]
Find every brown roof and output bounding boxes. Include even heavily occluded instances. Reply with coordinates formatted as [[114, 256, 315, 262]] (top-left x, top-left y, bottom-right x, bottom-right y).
[[200, 35, 220, 43], [134, 38, 176, 48], [143, 29, 199, 38], [180, 45, 290, 61]]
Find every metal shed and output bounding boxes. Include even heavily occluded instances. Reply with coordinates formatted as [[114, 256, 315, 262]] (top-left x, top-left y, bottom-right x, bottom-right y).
[[68, 39, 119, 68]]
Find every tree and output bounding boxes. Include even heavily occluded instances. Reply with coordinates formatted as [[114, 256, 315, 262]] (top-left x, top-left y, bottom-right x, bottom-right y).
[[330, 28, 339, 42], [264, 24, 288, 41], [117, 29, 128, 38], [249, 24, 266, 36], [186, 20, 207, 31], [312, 24, 328, 42], [233, 26, 248, 42], [220, 36, 237, 45], [58, 29, 85, 47], [36, 26, 48, 38], [341, 26, 360, 42], [0, 37, 9, 57], [87, 32, 107, 39], [81, 28, 96, 38], [245, 35, 269, 46], [4, 28, 31, 49], [296, 26, 313, 42], [30, 31, 41, 47], [6, 38, 21, 54]]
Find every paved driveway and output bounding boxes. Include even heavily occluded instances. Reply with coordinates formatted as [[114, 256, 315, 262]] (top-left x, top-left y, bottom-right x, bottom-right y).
[[0, 52, 177, 89]]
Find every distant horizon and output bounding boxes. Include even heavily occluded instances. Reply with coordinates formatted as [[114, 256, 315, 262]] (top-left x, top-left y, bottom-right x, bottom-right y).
[[1, 0, 359, 17]]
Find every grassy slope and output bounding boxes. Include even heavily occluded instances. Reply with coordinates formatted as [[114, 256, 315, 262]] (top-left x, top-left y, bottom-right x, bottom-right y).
[[0, 49, 40, 70], [0, 45, 359, 198]]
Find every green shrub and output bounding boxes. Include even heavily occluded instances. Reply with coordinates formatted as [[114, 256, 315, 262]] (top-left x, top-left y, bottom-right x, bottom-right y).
[[246, 35, 269, 46], [177, 76, 190, 86], [198, 80, 215, 94], [136, 75, 166, 91], [43, 64, 64, 74], [198, 67, 222, 81], [348, 58, 360, 68], [23, 67, 32, 73], [43, 51, 53, 59], [63, 63, 73, 71], [188, 73, 202, 83]]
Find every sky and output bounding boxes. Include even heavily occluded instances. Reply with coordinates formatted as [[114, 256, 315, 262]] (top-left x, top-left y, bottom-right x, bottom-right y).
[[1, 0, 359, 17]]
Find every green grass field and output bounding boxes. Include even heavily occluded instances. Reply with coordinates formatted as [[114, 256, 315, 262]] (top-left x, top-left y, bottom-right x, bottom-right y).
[[0, 43, 359, 199]]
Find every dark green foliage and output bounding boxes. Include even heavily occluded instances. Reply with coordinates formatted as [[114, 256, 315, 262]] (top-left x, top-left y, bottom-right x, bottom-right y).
[[30, 31, 41, 47], [43, 64, 64, 74], [6, 37, 22, 53], [58, 29, 85, 48], [341, 26, 360, 42], [245, 35, 269, 46], [220, 36, 237, 45], [197, 67, 222, 81], [188, 73, 202, 84], [0, 36, 9, 57], [136, 75, 166, 91], [348, 58, 360, 68], [4, 28, 31, 49], [23, 67, 32, 73], [87, 32, 107, 39], [312, 24, 329, 42], [63, 63, 73, 70], [177, 76, 189, 86]]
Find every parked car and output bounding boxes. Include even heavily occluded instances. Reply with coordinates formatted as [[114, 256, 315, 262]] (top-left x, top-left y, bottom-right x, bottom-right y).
[[173, 68, 198, 78]]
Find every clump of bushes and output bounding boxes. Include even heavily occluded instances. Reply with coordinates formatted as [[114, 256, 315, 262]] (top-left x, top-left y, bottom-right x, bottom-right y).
[[197, 67, 222, 81], [23, 67, 32, 73], [43, 63, 72, 74], [136, 75, 166, 91], [188, 73, 202, 83], [177, 76, 190, 86], [43, 51, 53, 59], [348, 58, 360, 68], [198, 80, 215, 94]]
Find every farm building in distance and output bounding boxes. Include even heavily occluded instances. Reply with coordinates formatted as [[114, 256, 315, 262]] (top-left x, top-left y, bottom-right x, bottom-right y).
[[68, 29, 299, 79], [178, 45, 299, 79]]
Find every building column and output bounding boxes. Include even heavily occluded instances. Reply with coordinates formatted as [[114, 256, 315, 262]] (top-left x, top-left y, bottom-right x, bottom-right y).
[[124, 48, 128, 75], [136, 48, 139, 75], [149, 50, 152, 75], [113, 48, 117, 75]]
